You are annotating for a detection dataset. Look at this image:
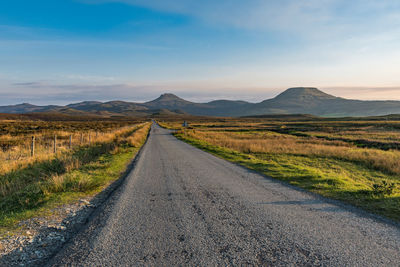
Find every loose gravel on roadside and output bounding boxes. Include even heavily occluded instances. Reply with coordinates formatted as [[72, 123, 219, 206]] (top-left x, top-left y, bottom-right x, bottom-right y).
[[0, 145, 144, 267]]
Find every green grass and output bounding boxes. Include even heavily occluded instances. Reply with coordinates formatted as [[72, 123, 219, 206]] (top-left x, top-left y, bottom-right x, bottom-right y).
[[174, 132, 400, 222], [0, 146, 138, 230], [0, 126, 149, 233]]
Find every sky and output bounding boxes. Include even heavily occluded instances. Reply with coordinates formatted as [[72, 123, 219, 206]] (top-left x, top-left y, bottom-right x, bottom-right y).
[[0, 0, 400, 105]]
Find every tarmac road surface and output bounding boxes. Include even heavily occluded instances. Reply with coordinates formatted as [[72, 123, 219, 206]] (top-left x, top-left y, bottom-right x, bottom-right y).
[[48, 123, 400, 266]]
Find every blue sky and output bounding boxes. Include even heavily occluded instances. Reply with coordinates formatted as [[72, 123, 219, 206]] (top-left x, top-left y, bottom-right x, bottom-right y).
[[0, 0, 400, 105]]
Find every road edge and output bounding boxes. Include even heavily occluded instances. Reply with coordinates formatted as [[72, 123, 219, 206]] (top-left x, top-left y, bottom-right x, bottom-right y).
[[168, 128, 400, 229], [0, 125, 152, 266]]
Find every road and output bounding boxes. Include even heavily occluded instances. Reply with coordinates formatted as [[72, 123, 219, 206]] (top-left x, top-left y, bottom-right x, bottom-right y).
[[48, 123, 400, 266]]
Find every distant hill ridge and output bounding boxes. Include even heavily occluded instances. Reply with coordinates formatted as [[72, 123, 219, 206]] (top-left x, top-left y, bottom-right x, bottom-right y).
[[1, 87, 400, 117]]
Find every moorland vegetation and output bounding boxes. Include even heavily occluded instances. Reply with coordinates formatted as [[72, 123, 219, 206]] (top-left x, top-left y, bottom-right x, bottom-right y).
[[0, 117, 150, 231], [160, 117, 400, 221]]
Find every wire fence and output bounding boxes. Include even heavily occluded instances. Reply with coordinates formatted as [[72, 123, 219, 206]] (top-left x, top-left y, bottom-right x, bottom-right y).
[[0, 125, 140, 175]]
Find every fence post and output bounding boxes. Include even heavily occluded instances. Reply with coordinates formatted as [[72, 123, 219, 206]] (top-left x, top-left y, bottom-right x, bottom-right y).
[[89, 132, 91, 145], [80, 133, 83, 145], [31, 136, 35, 157], [69, 135, 72, 149], [53, 135, 57, 154]]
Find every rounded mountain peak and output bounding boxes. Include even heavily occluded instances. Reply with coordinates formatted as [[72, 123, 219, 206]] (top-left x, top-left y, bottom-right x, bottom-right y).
[[274, 87, 337, 100], [158, 93, 181, 100]]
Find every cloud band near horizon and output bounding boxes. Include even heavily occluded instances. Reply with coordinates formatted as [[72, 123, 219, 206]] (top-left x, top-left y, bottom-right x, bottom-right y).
[[1, 81, 400, 106]]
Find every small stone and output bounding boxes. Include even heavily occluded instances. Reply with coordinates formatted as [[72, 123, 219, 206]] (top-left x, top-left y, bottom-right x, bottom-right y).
[[80, 199, 90, 204], [26, 231, 31, 235]]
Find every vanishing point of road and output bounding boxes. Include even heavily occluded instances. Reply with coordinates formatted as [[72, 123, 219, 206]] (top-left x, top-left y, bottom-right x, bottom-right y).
[[48, 123, 400, 266]]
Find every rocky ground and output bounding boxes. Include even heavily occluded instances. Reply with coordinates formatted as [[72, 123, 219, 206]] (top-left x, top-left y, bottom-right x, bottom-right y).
[[0, 169, 129, 266]]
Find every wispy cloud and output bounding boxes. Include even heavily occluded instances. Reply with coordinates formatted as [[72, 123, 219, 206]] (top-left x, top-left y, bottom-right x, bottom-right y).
[[83, 0, 400, 36], [12, 82, 45, 87], [63, 74, 116, 82]]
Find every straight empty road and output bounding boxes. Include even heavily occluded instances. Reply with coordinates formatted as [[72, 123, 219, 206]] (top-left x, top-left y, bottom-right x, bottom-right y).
[[48, 124, 400, 266]]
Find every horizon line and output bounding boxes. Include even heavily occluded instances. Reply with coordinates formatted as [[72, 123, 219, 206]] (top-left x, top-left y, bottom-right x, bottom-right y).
[[2, 86, 400, 107]]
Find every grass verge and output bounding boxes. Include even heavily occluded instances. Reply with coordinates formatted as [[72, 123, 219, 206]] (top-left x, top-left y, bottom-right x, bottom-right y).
[[174, 132, 400, 222], [0, 123, 151, 233]]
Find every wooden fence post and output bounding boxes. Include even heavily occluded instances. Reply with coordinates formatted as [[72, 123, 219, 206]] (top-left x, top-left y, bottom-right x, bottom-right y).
[[69, 135, 72, 149], [89, 132, 91, 145], [31, 136, 35, 157], [53, 135, 57, 154], [80, 133, 83, 145]]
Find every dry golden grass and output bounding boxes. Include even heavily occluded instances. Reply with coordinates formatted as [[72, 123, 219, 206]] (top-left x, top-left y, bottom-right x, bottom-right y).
[[167, 118, 400, 221], [0, 124, 145, 175], [0, 121, 152, 229], [0, 122, 151, 199], [126, 123, 151, 147], [307, 130, 400, 143], [181, 129, 400, 176]]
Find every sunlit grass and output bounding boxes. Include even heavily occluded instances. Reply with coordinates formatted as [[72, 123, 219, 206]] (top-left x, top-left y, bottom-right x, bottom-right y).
[[166, 118, 400, 222], [0, 122, 151, 230], [181, 130, 400, 175], [0, 123, 146, 175]]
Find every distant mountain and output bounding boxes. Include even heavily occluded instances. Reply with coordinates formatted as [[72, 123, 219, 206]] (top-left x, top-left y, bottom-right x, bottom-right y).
[[1, 87, 400, 117], [248, 87, 343, 115], [144, 93, 195, 109], [0, 103, 61, 113], [143, 93, 223, 115], [66, 100, 149, 116], [248, 87, 400, 117]]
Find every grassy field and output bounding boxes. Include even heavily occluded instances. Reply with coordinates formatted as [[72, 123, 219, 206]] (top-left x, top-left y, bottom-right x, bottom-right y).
[[0, 118, 150, 232], [0, 119, 145, 175], [159, 117, 400, 221]]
